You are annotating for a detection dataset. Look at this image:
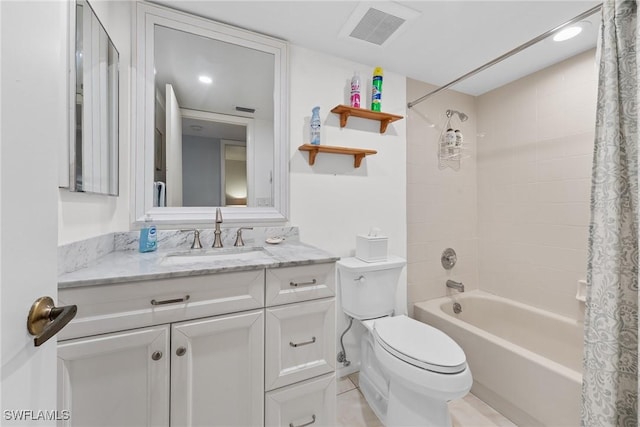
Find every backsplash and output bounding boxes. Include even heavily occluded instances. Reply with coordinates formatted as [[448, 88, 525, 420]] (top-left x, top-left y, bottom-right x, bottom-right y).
[[59, 227, 299, 275]]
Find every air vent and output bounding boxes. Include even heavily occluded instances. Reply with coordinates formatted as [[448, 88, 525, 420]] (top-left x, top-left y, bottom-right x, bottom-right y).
[[349, 8, 406, 46], [340, 2, 420, 47]]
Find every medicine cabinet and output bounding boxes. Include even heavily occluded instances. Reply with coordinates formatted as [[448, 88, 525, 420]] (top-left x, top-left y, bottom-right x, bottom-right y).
[[66, 0, 120, 195]]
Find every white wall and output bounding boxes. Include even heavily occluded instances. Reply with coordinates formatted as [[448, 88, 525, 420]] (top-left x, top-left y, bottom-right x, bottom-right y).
[[58, 0, 131, 245], [288, 46, 407, 375], [405, 80, 479, 315], [476, 49, 597, 321]]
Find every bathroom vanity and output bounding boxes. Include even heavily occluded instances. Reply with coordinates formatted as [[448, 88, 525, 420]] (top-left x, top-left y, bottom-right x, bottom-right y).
[[57, 240, 338, 427]]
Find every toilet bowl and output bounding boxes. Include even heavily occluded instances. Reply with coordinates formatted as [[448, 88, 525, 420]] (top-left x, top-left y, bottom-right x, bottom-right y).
[[337, 257, 472, 427]]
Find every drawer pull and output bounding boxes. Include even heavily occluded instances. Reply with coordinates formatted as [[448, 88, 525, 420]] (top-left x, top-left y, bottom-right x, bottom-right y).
[[150, 295, 191, 306], [290, 336, 316, 348], [289, 279, 317, 287], [289, 414, 316, 427]]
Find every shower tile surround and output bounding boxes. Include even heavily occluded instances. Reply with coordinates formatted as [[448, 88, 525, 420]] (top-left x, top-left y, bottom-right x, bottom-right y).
[[475, 49, 596, 321], [406, 80, 479, 315], [407, 49, 596, 321]]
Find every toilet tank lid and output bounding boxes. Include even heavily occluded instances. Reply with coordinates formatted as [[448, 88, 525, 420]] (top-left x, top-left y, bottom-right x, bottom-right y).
[[337, 256, 406, 272]]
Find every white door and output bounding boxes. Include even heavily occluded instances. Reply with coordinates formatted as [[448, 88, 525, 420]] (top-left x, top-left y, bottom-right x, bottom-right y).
[[171, 310, 264, 427], [165, 84, 183, 207], [1, 1, 67, 423], [58, 326, 170, 427]]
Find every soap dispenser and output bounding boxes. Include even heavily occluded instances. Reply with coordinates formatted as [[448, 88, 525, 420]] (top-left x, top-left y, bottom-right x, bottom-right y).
[[139, 215, 157, 253]]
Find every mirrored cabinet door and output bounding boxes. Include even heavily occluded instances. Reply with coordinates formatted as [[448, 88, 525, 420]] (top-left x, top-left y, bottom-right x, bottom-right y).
[[68, 0, 119, 195]]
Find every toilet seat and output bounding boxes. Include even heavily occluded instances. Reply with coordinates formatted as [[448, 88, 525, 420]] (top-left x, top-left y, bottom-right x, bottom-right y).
[[373, 315, 467, 374]]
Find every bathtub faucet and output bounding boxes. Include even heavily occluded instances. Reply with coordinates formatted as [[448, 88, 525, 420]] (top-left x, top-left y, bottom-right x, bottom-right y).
[[446, 280, 465, 292]]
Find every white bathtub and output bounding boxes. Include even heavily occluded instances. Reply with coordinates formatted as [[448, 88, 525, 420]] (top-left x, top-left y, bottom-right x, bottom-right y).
[[414, 290, 583, 427]]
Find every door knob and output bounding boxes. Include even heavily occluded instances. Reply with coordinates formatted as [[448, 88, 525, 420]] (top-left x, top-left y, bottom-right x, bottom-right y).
[[27, 296, 77, 347]]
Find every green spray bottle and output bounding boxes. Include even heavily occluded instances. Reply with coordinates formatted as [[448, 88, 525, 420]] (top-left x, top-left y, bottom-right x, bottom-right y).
[[371, 67, 384, 111]]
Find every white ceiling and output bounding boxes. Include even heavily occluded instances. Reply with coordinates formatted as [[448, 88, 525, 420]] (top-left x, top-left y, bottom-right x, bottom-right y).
[[154, 0, 601, 97]]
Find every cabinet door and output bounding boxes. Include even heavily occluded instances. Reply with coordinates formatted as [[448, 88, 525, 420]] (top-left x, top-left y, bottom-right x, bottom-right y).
[[265, 373, 336, 427], [57, 325, 170, 427], [171, 310, 264, 427]]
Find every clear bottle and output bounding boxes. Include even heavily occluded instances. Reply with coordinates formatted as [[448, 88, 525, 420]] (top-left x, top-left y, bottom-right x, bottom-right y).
[[455, 129, 463, 147], [350, 72, 361, 108], [445, 128, 456, 147], [139, 214, 157, 253], [310, 106, 321, 145]]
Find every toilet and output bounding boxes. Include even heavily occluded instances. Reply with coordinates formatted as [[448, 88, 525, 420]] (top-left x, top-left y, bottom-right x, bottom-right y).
[[337, 256, 472, 427]]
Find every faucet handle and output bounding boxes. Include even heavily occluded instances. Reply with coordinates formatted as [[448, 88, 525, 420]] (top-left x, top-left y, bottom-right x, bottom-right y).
[[215, 208, 223, 223], [234, 227, 254, 247], [181, 229, 203, 249]]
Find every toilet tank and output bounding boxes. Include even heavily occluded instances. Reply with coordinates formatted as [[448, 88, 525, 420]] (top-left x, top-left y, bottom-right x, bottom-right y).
[[337, 256, 406, 320]]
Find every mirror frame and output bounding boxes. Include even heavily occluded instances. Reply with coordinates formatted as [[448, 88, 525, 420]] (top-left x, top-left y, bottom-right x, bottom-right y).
[[133, 1, 289, 227]]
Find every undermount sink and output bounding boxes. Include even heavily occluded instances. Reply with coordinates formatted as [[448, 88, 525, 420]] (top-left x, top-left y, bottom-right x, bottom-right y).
[[159, 247, 271, 266]]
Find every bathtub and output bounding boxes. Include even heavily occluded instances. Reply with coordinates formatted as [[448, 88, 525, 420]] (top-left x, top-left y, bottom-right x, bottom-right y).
[[414, 290, 583, 427]]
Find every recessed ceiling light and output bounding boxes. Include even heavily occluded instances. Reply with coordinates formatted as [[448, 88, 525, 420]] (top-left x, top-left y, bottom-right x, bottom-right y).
[[553, 25, 583, 42], [198, 75, 212, 84]]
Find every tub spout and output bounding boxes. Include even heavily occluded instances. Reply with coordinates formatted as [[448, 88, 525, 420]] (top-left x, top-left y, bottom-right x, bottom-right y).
[[446, 280, 464, 292]]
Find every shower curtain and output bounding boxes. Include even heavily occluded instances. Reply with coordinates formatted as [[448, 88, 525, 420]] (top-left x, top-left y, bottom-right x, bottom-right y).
[[582, 1, 639, 426]]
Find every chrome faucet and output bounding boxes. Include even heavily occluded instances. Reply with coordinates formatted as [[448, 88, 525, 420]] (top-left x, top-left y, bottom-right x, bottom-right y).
[[212, 208, 223, 248], [234, 227, 253, 247], [446, 279, 464, 292], [181, 229, 203, 249]]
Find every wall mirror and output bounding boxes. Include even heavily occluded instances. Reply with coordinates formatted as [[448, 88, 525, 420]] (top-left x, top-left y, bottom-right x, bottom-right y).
[[134, 2, 289, 226], [68, 0, 119, 195]]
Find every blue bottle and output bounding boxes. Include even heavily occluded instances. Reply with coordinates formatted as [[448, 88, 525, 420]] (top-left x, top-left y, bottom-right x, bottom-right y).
[[310, 106, 321, 145], [139, 215, 157, 253]]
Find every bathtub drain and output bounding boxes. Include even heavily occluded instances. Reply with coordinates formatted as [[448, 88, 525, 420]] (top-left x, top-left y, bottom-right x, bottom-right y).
[[453, 302, 462, 314]]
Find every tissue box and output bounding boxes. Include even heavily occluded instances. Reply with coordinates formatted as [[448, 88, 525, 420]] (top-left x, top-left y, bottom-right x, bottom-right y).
[[356, 234, 388, 262]]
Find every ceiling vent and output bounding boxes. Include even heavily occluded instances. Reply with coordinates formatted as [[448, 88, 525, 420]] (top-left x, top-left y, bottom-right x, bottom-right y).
[[340, 2, 420, 47]]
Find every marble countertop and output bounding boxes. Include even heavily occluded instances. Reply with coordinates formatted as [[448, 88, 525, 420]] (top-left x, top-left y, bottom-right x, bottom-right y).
[[59, 241, 339, 289]]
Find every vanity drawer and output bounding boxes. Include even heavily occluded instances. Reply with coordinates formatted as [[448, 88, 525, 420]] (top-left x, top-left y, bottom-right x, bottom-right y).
[[265, 298, 335, 391], [265, 263, 335, 306], [58, 270, 264, 340], [265, 373, 336, 427]]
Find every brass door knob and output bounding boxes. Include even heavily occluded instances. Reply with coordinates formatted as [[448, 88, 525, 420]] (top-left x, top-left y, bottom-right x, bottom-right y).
[[27, 296, 77, 347]]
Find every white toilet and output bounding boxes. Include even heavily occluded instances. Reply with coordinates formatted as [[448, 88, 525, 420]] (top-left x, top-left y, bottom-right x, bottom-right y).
[[337, 256, 472, 427]]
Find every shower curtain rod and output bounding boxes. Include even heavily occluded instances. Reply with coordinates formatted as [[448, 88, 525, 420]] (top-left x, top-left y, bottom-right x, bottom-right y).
[[407, 3, 603, 109]]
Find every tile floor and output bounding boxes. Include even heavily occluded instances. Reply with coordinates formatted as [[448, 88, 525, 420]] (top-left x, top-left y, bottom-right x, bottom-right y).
[[337, 373, 517, 427]]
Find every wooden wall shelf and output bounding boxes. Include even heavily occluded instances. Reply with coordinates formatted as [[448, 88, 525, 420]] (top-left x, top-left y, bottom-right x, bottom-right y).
[[298, 144, 377, 168], [330, 105, 404, 134]]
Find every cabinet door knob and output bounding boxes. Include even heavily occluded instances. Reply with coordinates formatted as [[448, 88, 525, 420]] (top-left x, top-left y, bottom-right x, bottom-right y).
[[176, 346, 187, 356], [151, 351, 163, 361]]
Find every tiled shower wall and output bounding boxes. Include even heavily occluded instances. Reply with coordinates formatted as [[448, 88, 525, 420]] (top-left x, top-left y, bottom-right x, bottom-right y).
[[407, 49, 597, 321], [406, 79, 478, 315], [476, 49, 597, 321]]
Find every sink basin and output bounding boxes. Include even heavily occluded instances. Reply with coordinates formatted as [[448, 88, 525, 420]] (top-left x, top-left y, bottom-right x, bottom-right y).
[[159, 247, 271, 266]]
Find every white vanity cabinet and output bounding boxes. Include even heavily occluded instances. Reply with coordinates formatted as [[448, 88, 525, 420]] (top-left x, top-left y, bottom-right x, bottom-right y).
[[170, 310, 264, 427], [57, 325, 170, 427], [57, 262, 336, 427], [264, 264, 337, 427]]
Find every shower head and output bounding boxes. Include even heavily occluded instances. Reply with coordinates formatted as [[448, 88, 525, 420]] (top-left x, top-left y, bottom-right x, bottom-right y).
[[446, 109, 469, 122]]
